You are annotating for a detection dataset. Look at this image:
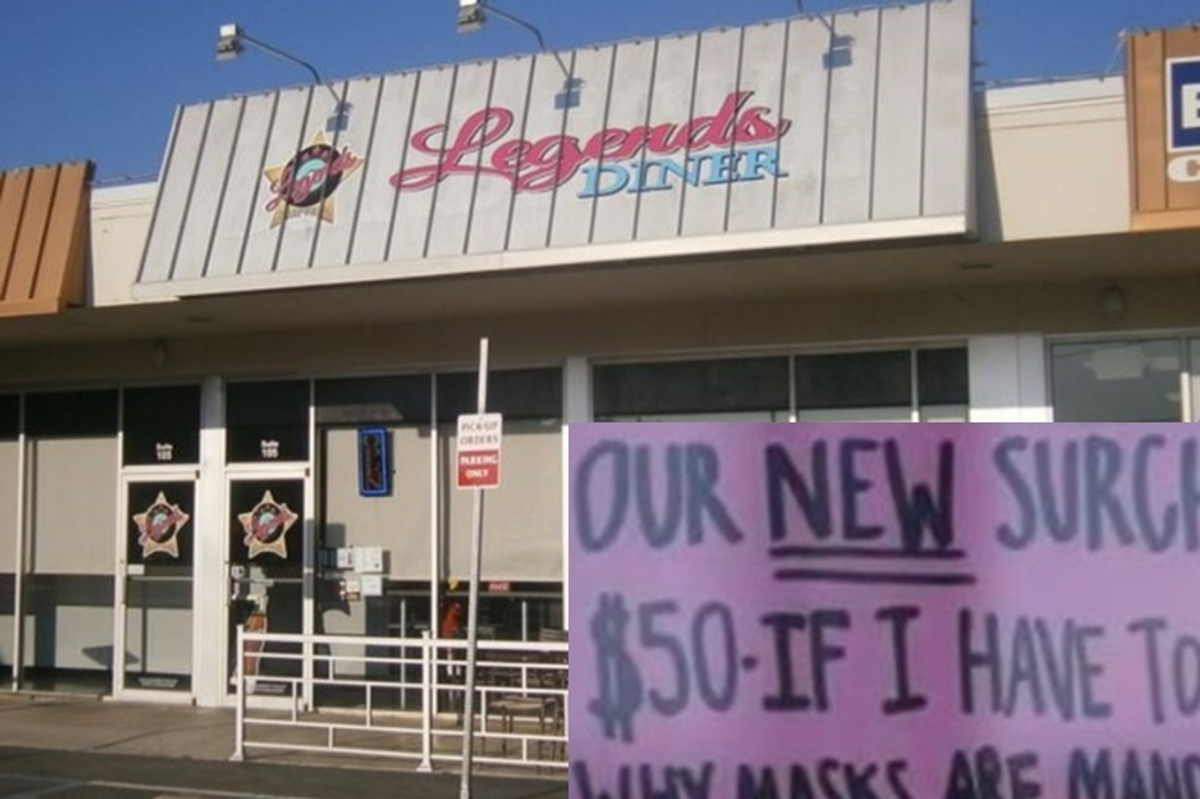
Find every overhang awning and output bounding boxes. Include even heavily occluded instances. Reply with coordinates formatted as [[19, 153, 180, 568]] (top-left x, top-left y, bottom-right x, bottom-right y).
[[0, 161, 92, 318]]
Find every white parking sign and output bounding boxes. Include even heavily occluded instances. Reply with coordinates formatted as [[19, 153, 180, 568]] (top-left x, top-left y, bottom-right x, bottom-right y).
[[456, 413, 502, 489]]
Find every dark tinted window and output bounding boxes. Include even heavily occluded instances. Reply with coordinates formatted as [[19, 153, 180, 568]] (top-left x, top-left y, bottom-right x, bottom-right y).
[[794, 351, 910, 409], [123, 386, 201, 465], [227, 381, 310, 463], [1051, 340, 1181, 422], [437, 369, 561, 421], [0, 396, 17, 440], [917, 348, 969, 406], [25, 390, 119, 437], [315, 375, 432, 425], [594, 358, 789, 417]]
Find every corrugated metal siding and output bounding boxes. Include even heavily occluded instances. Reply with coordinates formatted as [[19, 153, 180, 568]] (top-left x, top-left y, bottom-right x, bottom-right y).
[[0, 161, 91, 317], [137, 0, 973, 298]]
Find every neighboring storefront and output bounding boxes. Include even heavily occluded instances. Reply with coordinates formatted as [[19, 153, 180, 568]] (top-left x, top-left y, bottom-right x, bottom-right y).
[[0, 0, 1199, 708]]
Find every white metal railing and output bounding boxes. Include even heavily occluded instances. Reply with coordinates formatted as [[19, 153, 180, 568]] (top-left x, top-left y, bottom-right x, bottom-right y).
[[230, 627, 568, 771]]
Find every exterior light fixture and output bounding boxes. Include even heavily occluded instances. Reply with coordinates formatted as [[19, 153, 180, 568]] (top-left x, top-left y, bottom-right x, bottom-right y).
[[148, 339, 169, 371], [455, 1, 579, 108], [457, 0, 485, 33], [555, 78, 584, 110], [216, 23, 350, 129], [216, 24, 244, 61], [1099, 285, 1128, 321], [793, 2, 853, 70], [824, 34, 854, 69]]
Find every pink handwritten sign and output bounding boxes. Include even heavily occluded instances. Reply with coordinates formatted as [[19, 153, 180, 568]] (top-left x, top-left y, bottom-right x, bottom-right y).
[[570, 423, 1200, 799]]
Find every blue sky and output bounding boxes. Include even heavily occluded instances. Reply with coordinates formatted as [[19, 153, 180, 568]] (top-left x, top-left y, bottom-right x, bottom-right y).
[[0, 0, 1195, 180]]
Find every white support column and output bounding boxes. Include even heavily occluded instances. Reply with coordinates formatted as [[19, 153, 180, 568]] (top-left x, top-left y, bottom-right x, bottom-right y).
[[111, 392, 127, 697], [195, 376, 227, 707], [427, 376, 441, 722], [561, 357, 592, 632], [10, 398, 26, 692], [428, 375, 440, 632], [301, 381, 316, 712], [967, 334, 1051, 422]]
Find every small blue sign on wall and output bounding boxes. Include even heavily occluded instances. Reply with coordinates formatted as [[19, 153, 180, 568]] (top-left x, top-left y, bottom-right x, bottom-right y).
[[1168, 57, 1200, 151], [357, 427, 391, 497]]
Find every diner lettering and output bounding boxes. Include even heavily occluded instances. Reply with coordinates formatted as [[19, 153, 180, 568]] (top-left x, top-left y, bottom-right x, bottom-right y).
[[390, 90, 790, 195]]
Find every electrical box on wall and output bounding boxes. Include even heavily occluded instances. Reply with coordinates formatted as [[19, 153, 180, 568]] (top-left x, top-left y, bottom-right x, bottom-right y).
[[323, 546, 387, 576], [337, 573, 384, 601], [339, 577, 362, 602], [354, 547, 384, 574]]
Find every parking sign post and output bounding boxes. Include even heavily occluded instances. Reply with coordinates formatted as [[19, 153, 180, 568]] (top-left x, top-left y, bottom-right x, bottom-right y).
[[458, 337, 496, 799]]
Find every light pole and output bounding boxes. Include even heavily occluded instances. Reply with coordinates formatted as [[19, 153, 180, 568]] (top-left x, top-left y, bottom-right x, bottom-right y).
[[216, 24, 350, 127], [455, 1, 579, 108]]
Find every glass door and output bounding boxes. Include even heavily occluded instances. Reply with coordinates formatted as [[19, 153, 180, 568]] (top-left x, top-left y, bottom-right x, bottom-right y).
[[117, 478, 196, 696], [116, 385, 202, 700], [226, 476, 309, 700], [222, 379, 312, 704]]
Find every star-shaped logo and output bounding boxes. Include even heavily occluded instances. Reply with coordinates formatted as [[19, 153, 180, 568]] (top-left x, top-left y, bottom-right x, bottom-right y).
[[133, 492, 190, 559], [238, 490, 299, 559], [263, 131, 364, 228]]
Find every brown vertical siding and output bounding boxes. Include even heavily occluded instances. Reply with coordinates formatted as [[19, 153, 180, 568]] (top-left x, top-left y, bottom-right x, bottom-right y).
[[1129, 28, 1200, 231], [1164, 28, 1200, 212], [0, 168, 31, 296], [0, 161, 91, 317], [1128, 31, 1167, 216]]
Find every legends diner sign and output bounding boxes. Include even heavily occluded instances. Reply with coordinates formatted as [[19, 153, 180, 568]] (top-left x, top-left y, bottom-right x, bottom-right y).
[[389, 90, 790, 199], [137, 1, 972, 297], [570, 423, 1200, 799], [260, 91, 790, 226]]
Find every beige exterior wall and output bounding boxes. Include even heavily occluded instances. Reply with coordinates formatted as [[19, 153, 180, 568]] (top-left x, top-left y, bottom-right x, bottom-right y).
[[28, 437, 117, 575], [977, 79, 1129, 241], [4, 266, 1198, 389], [89, 183, 156, 308], [0, 577, 12, 668], [323, 426, 432, 580], [442, 420, 563, 582], [0, 441, 16, 573], [23, 575, 113, 671]]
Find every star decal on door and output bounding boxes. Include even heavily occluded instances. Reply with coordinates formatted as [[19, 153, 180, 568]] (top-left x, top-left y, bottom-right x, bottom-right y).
[[132, 492, 190, 559], [238, 490, 299, 559]]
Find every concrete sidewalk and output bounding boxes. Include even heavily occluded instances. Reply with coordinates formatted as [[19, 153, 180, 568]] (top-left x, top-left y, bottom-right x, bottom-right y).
[[0, 694, 567, 798]]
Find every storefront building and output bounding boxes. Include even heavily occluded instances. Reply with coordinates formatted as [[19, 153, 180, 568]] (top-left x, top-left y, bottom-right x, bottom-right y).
[[0, 1, 1199, 708]]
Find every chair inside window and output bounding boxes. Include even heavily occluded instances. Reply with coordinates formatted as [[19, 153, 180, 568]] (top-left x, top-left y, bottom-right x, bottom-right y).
[[489, 629, 568, 759]]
